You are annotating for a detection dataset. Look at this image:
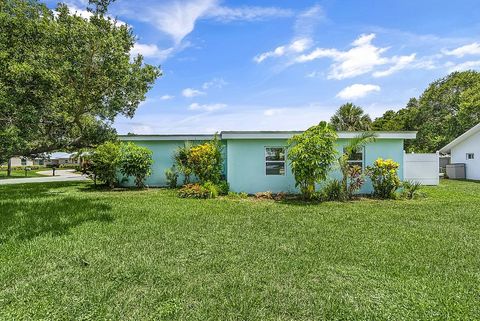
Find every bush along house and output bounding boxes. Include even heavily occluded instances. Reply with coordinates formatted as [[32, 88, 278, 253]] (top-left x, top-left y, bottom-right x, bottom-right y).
[[118, 131, 417, 194]]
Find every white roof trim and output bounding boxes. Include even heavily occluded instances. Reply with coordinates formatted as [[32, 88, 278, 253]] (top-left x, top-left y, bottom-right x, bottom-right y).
[[119, 135, 215, 141], [118, 131, 417, 141], [221, 131, 417, 140], [439, 122, 480, 153]]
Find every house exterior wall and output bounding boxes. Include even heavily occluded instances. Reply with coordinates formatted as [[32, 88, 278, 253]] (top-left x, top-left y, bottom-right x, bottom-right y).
[[226, 138, 405, 194], [121, 137, 406, 193], [8, 157, 34, 167], [450, 131, 480, 180]]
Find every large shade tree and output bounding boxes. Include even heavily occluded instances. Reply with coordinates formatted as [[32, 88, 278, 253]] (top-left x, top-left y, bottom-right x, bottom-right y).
[[372, 71, 480, 152], [330, 103, 372, 131], [0, 0, 161, 173]]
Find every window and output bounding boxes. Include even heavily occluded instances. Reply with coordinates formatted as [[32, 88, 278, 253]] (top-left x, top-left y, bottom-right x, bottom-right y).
[[38, 159, 44, 166], [344, 147, 364, 170], [265, 147, 285, 175], [21, 158, 27, 166], [467, 153, 475, 160]]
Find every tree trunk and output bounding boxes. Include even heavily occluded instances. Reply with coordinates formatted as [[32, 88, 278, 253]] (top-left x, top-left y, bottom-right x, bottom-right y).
[[7, 158, 12, 177]]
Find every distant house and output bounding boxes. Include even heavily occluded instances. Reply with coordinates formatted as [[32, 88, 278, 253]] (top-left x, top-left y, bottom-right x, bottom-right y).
[[6, 152, 80, 167], [119, 130, 417, 194], [440, 123, 480, 180]]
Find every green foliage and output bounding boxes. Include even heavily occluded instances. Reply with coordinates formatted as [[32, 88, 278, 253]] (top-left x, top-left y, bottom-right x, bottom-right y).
[[330, 103, 372, 131], [287, 121, 338, 199], [216, 180, 230, 195], [321, 179, 343, 201], [119, 143, 153, 188], [366, 158, 401, 199], [338, 132, 376, 199], [173, 143, 193, 184], [165, 166, 179, 189], [402, 180, 423, 200], [0, 0, 161, 161], [188, 137, 223, 184], [90, 141, 121, 188], [202, 181, 219, 199], [372, 71, 480, 152]]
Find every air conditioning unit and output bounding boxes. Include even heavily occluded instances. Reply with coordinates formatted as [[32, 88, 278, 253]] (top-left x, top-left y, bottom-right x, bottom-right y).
[[446, 163, 466, 179]]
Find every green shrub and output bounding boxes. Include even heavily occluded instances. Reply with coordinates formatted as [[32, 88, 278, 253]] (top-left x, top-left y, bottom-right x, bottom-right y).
[[402, 180, 422, 199], [202, 181, 219, 198], [347, 165, 365, 199], [90, 142, 121, 188], [173, 143, 193, 184], [188, 136, 223, 184], [227, 191, 248, 199], [165, 166, 179, 188], [178, 184, 210, 199], [321, 179, 343, 201], [288, 122, 337, 199], [119, 143, 154, 188], [366, 158, 401, 199], [216, 180, 229, 195]]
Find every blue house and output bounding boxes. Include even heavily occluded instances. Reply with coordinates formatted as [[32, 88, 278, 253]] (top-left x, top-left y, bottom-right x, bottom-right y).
[[119, 131, 417, 194]]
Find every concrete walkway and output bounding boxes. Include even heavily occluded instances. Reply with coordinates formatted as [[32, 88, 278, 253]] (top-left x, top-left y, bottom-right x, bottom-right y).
[[0, 169, 88, 185]]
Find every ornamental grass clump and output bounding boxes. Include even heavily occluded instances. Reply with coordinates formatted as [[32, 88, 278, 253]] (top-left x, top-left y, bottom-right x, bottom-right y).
[[366, 158, 401, 199]]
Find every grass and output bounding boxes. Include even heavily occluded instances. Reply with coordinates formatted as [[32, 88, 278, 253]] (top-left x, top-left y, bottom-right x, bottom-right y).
[[0, 169, 47, 179], [0, 180, 479, 320]]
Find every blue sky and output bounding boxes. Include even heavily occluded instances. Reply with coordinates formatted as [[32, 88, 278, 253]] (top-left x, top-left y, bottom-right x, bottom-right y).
[[47, 0, 480, 134]]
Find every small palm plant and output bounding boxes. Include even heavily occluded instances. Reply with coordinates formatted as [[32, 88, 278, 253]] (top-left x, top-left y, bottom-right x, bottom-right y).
[[338, 132, 377, 200]]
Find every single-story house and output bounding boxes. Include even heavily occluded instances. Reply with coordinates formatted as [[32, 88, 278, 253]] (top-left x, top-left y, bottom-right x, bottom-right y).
[[119, 131, 417, 194], [5, 152, 81, 167], [440, 123, 480, 180]]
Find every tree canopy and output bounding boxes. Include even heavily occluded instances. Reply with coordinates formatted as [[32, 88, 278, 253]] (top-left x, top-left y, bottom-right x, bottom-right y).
[[372, 71, 480, 152], [330, 103, 372, 131], [0, 0, 161, 162]]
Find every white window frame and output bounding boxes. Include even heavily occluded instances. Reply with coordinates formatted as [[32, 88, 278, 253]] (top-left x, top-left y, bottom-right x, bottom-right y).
[[466, 153, 475, 160], [345, 147, 364, 170], [265, 146, 286, 176]]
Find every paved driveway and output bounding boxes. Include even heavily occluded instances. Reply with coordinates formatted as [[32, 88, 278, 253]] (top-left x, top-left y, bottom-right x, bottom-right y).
[[0, 169, 88, 185]]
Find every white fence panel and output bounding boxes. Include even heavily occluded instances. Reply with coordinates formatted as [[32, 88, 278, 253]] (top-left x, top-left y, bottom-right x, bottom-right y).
[[404, 152, 439, 185]]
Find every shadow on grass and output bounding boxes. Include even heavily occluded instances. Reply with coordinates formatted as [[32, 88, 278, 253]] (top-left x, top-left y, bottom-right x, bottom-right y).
[[0, 183, 113, 244]]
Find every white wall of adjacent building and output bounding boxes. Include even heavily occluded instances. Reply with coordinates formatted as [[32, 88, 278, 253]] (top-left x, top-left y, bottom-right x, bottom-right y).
[[450, 131, 480, 180]]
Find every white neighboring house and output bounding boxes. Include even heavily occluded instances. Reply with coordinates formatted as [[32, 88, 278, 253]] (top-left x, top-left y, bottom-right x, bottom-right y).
[[440, 123, 480, 180], [6, 152, 80, 167]]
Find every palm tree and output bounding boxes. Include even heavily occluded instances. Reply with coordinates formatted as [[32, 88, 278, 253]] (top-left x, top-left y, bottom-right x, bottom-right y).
[[330, 103, 372, 131], [338, 132, 377, 200]]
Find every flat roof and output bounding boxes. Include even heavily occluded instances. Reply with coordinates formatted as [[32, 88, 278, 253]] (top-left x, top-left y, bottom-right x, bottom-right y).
[[440, 123, 480, 153], [119, 131, 417, 141]]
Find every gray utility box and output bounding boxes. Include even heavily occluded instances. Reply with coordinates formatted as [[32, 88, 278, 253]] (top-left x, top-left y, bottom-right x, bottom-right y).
[[446, 163, 466, 179]]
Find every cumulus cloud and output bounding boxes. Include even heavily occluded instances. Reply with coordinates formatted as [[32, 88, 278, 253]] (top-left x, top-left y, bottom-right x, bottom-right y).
[[443, 42, 480, 58], [202, 78, 228, 90], [131, 43, 175, 61], [254, 38, 312, 63], [446, 60, 480, 73], [189, 102, 227, 112], [160, 95, 175, 100], [182, 88, 206, 98], [295, 33, 417, 79], [336, 84, 381, 100]]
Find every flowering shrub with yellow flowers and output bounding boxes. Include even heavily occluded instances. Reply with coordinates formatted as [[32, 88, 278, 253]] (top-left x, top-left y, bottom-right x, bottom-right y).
[[366, 158, 401, 199]]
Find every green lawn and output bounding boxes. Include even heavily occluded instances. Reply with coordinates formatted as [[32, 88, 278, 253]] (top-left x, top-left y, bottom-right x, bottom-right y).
[[1, 180, 479, 320], [0, 169, 46, 179]]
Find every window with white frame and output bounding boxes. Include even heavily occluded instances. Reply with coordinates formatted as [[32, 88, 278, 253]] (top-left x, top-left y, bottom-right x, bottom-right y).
[[467, 153, 475, 160], [344, 147, 364, 170], [265, 147, 285, 175]]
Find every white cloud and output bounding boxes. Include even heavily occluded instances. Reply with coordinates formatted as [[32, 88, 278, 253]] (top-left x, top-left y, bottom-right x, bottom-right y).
[[443, 42, 480, 58], [189, 102, 227, 112], [202, 78, 228, 90], [447, 60, 480, 73], [254, 38, 312, 63], [182, 88, 206, 98], [160, 95, 175, 100], [295, 33, 417, 79], [131, 43, 174, 61], [336, 84, 381, 100], [263, 108, 284, 116], [373, 53, 416, 77], [206, 6, 293, 22], [294, 4, 324, 36]]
